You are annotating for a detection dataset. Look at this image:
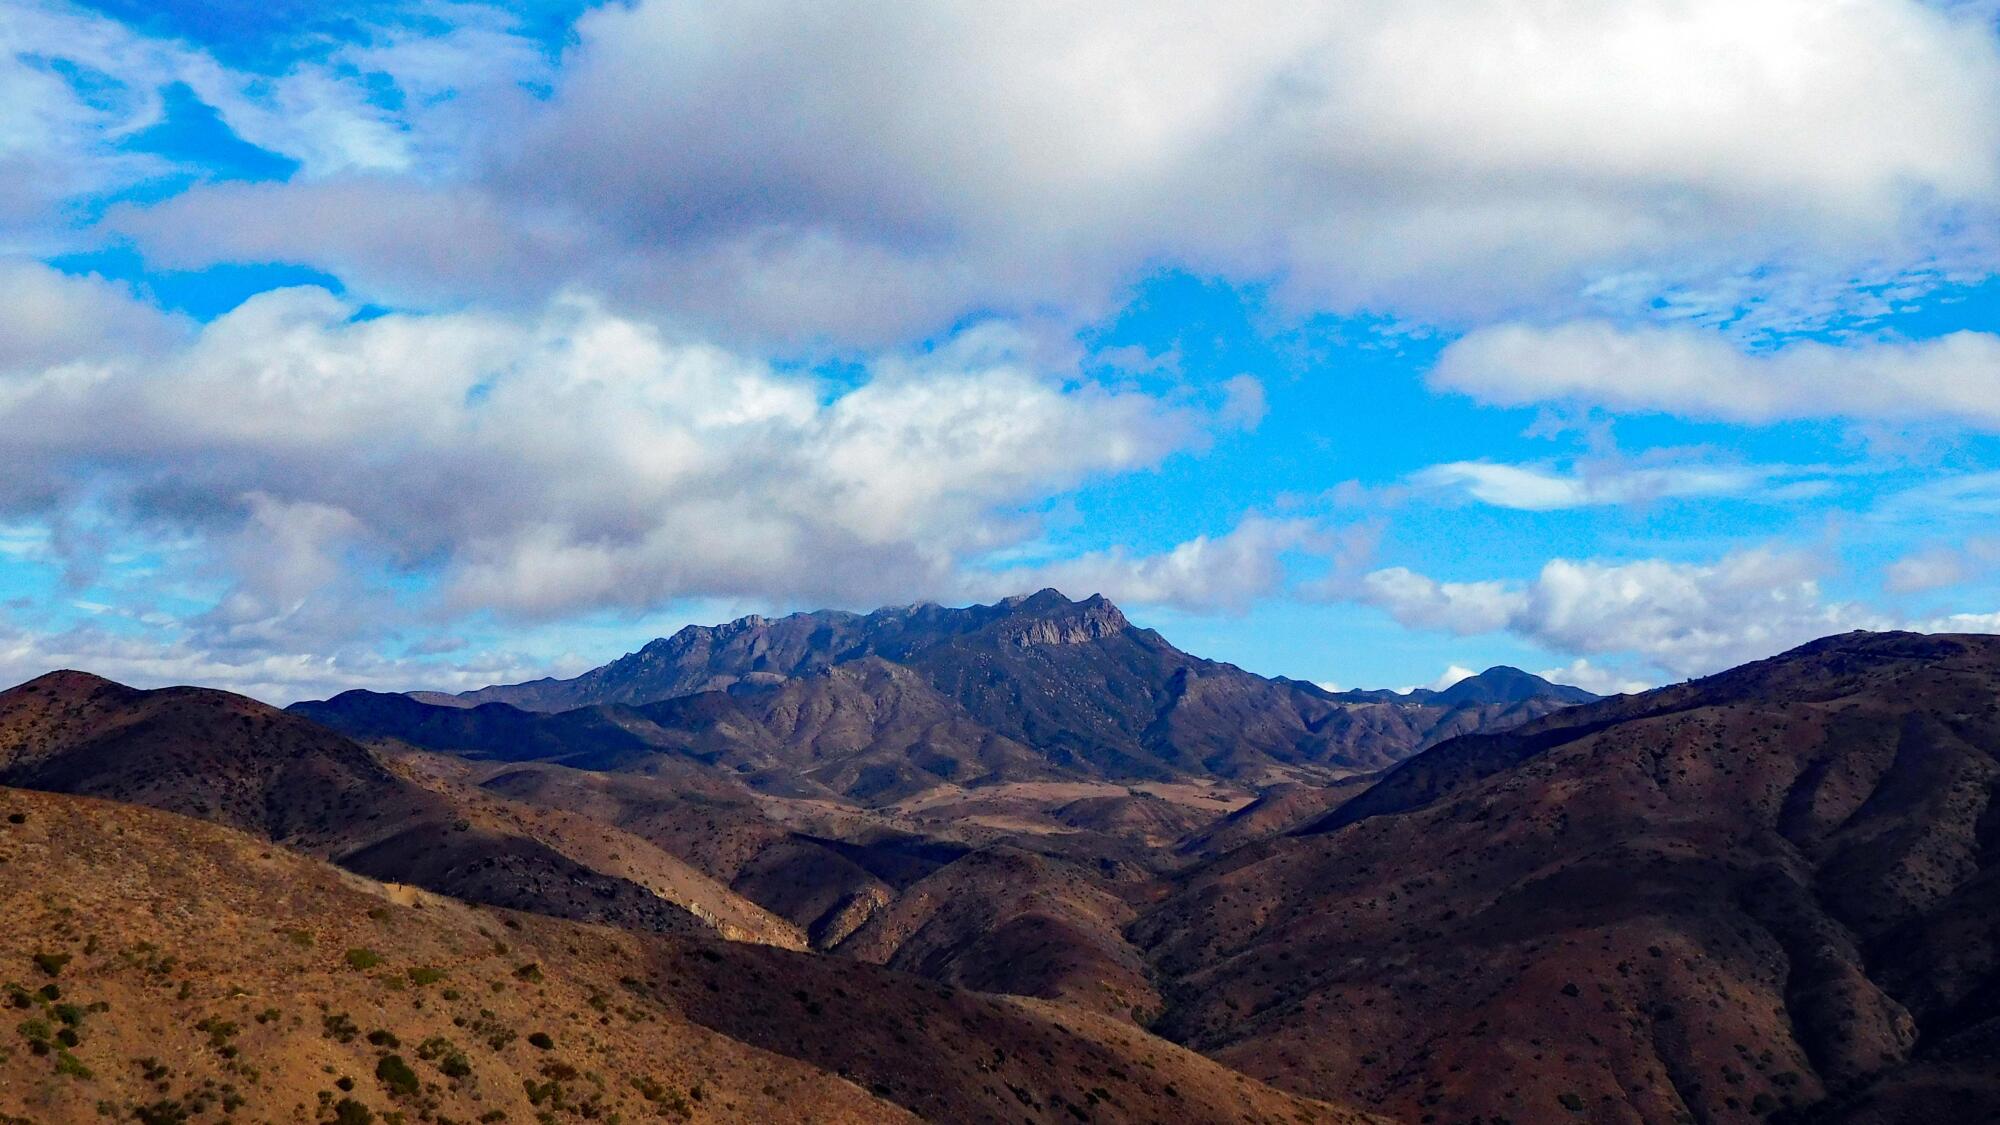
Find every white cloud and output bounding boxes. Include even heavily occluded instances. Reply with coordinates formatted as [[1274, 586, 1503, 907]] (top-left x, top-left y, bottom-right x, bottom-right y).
[[1408, 457, 1812, 511], [1359, 568, 1524, 635], [1538, 658, 1655, 696], [1358, 548, 1911, 677], [1885, 539, 2000, 594], [1433, 321, 2000, 428], [0, 276, 1205, 632], [0, 261, 187, 371], [1924, 609, 2000, 632], [104, 0, 2000, 341], [1430, 664, 1478, 691], [972, 515, 1325, 613], [0, 615, 542, 705]]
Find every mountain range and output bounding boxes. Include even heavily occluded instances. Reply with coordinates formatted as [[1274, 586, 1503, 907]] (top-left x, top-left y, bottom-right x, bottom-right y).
[[3, 591, 1994, 1123], [300, 589, 1596, 801]]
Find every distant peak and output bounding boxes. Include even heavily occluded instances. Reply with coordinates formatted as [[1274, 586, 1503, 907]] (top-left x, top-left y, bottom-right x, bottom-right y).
[[992, 590, 1129, 646], [1435, 665, 1596, 705]]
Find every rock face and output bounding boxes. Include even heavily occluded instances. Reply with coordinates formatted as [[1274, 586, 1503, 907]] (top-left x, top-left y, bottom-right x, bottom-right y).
[[1133, 631, 2000, 1124], [306, 589, 1595, 795]]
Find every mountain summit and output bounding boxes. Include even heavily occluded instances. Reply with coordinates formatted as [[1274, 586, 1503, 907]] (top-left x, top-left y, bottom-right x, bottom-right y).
[[309, 591, 1596, 797], [419, 589, 1136, 712]]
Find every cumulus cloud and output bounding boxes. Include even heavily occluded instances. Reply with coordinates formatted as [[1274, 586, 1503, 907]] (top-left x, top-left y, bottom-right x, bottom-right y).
[[103, 0, 2000, 342], [1358, 568, 1524, 635], [971, 515, 1326, 614], [1429, 664, 1478, 691], [1537, 658, 1655, 696], [1357, 548, 1916, 677], [0, 274, 1206, 643], [1433, 322, 2000, 428], [0, 261, 187, 370]]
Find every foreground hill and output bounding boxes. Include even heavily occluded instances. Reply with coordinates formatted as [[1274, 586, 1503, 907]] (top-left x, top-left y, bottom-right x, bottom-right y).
[[0, 671, 800, 946], [1133, 631, 2000, 1124], [0, 786, 1376, 1124], [353, 590, 1593, 790]]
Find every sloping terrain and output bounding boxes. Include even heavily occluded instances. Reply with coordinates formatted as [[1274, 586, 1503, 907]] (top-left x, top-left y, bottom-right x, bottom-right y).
[[835, 845, 1161, 1023], [0, 786, 904, 1125], [0, 671, 798, 946], [0, 786, 1380, 1125], [1133, 631, 2000, 1124]]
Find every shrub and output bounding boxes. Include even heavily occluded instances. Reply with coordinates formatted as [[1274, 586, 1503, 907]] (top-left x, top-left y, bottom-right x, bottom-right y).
[[417, 1036, 471, 1079], [406, 967, 446, 987], [526, 1032, 553, 1050], [31, 953, 69, 978], [195, 1017, 239, 1053], [375, 1054, 420, 1098], [344, 949, 382, 971], [332, 1098, 374, 1125], [132, 1101, 191, 1125]]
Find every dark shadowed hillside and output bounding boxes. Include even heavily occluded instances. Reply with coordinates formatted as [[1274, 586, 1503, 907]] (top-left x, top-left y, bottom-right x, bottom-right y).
[[0, 671, 802, 946], [1132, 631, 2000, 1124]]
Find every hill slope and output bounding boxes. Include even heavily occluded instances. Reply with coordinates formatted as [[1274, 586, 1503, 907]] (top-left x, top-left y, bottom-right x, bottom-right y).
[[0, 671, 800, 946], [0, 786, 1379, 1124], [1134, 631, 2000, 1124]]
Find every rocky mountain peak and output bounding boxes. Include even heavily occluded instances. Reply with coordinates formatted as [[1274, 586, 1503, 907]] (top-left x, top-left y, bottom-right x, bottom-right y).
[[992, 590, 1130, 646]]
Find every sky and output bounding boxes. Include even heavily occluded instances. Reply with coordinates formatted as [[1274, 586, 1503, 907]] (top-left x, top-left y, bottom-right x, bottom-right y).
[[3, 0, 2000, 703]]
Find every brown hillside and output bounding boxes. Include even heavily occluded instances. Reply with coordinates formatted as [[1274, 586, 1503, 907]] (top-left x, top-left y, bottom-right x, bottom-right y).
[[1135, 632, 2000, 1125], [0, 673, 797, 947], [0, 786, 1382, 1125]]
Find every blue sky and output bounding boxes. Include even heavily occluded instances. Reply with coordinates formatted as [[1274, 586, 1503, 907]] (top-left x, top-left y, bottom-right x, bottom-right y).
[[2, 0, 1999, 701]]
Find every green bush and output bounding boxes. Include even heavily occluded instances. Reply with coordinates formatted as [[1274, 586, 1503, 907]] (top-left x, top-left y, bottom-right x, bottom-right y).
[[54, 1048, 91, 1078], [417, 1036, 471, 1079], [344, 949, 382, 971], [322, 1013, 360, 1043], [31, 953, 69, 978], [375, 1054, 420, 1098]]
